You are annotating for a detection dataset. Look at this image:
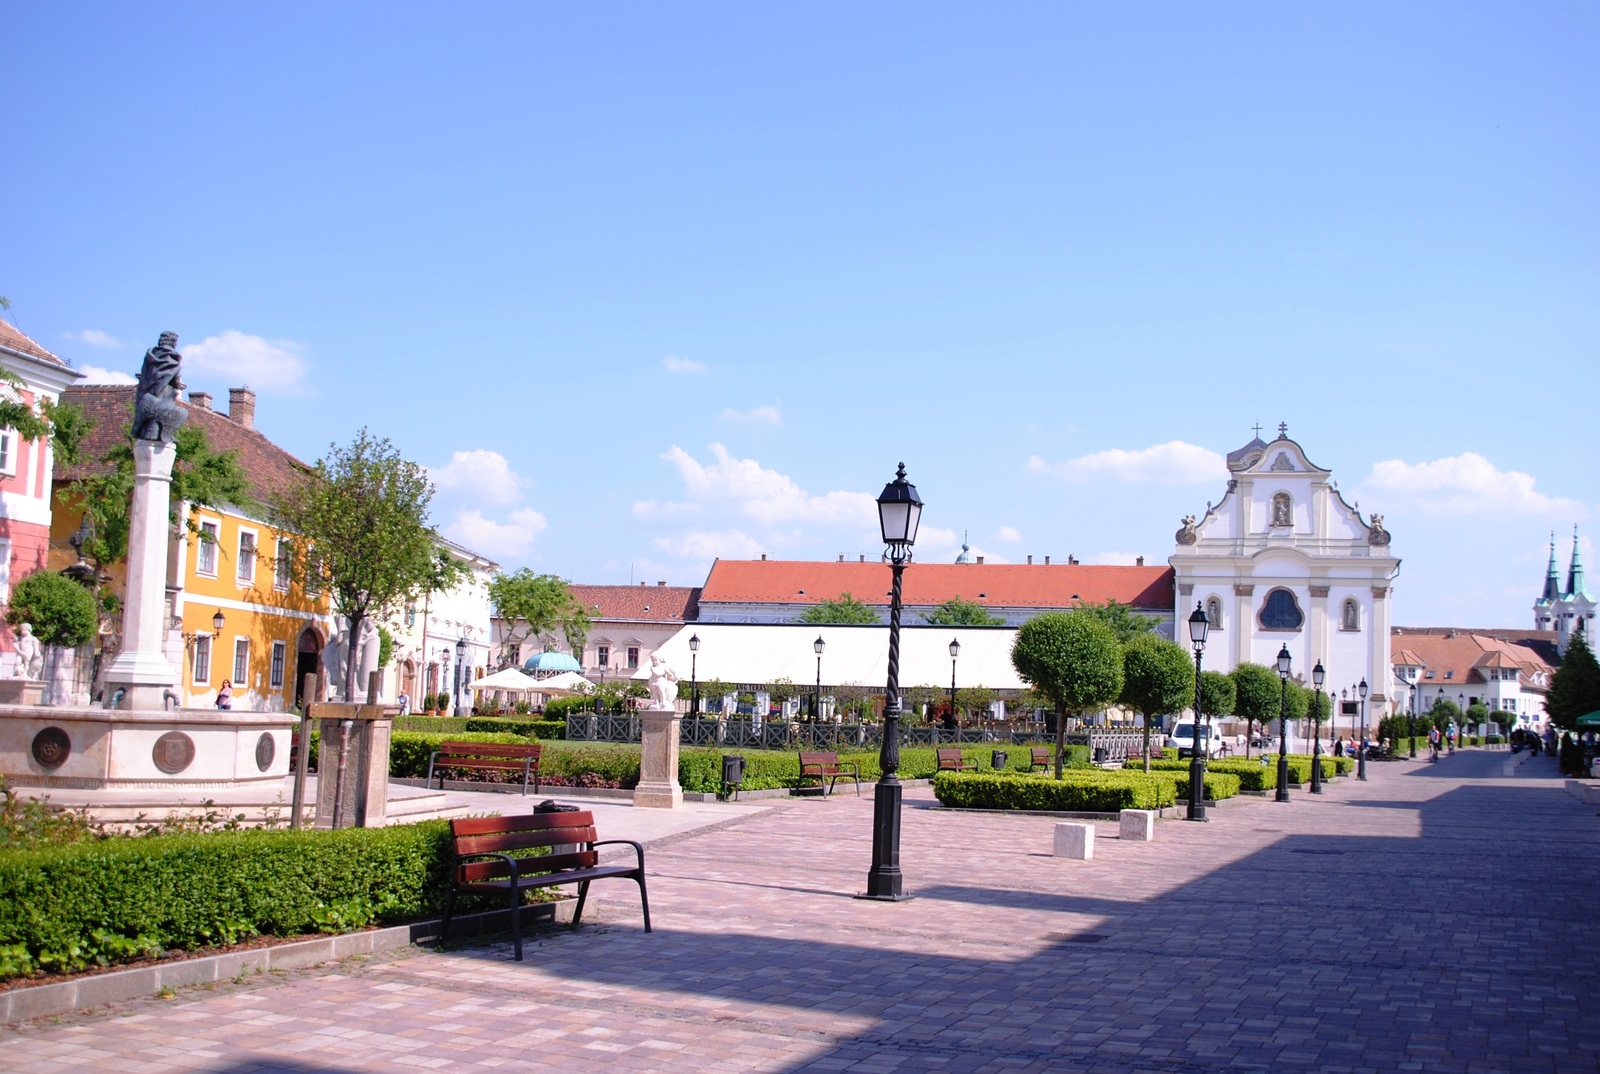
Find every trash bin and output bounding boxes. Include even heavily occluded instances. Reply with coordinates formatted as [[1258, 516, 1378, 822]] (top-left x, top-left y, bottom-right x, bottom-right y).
[[1093, 746, 1108, 764], [991, 749, 1009, 771], [722, 753, 747, 799], [535, 799, 580, 857]]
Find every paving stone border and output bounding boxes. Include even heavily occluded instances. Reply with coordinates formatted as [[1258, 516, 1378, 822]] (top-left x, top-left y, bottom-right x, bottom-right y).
[[0, 900, 575, 1025]]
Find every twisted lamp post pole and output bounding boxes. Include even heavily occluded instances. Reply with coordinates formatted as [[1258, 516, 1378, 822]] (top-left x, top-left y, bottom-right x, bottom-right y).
[[1186, 602, 1209, 822], [1310, 660, 1325, 795], [1275, 644, 1292, 803], [688, 633, 700, 717], [863, 463, 921, 902], [947, 637, 960, 734], [814, 636, 825, 720], [1358, 677, 1369, 781]]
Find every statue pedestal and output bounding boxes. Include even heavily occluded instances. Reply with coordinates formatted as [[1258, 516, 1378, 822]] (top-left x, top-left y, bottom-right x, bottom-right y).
[[634, 707, 682, 809], [0, 680, 44, 706], [312, 702, 396, 829], [102, 440, 179, 710]]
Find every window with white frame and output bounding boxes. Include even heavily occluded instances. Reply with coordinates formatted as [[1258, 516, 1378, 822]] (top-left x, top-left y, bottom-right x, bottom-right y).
[[627, 646, 640, 669], [0, 537, 10, 603], [596, 645, 610, 668], [0, 430, 13, 476], [237, 529, 257, 584], [274, 539, 292, 591], [197, 520, 220, 576], [233, 637, 250, 684], [193, 635, 212, 684], [270, 640, 286, 689]]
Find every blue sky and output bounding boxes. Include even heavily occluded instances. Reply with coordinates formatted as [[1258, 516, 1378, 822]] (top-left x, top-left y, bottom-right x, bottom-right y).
[[2, 3, 1595, 626]]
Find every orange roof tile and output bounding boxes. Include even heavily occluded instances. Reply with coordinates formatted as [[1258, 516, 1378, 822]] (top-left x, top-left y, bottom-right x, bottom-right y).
[[0, 320, 68, 367], [570, 584, 701, 622], [1388, 628, 1556, 689]]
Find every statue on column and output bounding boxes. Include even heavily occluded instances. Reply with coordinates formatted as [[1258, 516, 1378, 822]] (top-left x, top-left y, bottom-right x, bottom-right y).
[[133, 332, 188, 443], [646, 654, 679, 707], [12, 623, 42, 679]]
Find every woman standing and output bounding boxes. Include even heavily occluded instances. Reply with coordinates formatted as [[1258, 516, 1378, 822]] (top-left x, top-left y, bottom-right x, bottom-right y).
[[216, 680, 234, 710]]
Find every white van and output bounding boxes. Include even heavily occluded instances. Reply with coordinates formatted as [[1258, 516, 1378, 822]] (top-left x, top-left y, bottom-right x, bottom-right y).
[[1169, 722, 1227, 758]]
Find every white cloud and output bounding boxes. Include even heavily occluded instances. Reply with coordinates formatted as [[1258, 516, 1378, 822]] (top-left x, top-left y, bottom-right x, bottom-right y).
[[182, 330, 308, 391], [632, 499, 702, 520], [444, 507, 548, 559], [654, 529, 765, 560], [720, 405, 783, 425], [663, 355, 705, 374], [995, 526, 1023, 543], [430, 449, 526, 506], [76, 365, 137, 385], [64, 329, 122, 348], [1089, 551, 1143, 566], [661, 444, 876, 527], [1364, 453, 1591, 518], [1028, 441, 1226, 484]]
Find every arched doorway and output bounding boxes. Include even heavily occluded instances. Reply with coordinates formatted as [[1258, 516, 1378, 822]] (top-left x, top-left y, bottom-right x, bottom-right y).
[[294, 627, 323, 708], [401, 658, 417, 702]]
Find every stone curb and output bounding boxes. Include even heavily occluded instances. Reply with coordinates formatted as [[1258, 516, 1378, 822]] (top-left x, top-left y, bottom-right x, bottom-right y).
[[0, 900, 575, 1025]]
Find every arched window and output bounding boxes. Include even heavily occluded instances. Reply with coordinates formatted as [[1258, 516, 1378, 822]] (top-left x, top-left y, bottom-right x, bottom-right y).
[[1341, 598, 1361, 632], [1258, 588, 1305, 631], [1270, 492, 1293, 528], [1206, 595, 1224, 631]]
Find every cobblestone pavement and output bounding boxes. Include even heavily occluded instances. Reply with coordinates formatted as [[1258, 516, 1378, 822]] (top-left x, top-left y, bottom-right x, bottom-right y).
[[4, 748, 1595, 1073]]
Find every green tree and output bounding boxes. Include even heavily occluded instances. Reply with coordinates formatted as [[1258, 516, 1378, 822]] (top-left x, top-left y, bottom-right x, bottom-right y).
[[488, 569, 589, 666], [377, 625, 394, 669], [1429, 696, 1462, 731], [955, 684, 998, 723], [5, 571, 97, 648], [764, 677, 796, 715], [1011, 612, 1124, 777], [698, 678, 732, 715], [1548, 630, 1600, 731], [921, 597, 1006, 626], [1465, 701, 1489, 731], [1071, 599, 1158, 645], [1120, 636, 1196, 773], [796, 592, 880, 625], [271, 429, 465, 697], [1230, 662, 1281, 757], [1198, 670, 1236, 724], [903, 684, 941, 721]]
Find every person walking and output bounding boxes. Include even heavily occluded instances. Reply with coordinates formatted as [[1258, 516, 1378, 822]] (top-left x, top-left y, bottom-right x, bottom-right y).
[[398, 690, 411, 717], [1428, 725, 1440, 762], [216, 680, 233, 710]]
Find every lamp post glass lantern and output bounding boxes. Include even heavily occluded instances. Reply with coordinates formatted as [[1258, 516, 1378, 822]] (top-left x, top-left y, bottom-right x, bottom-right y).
[[946, 637, 960, 733], [1358, 676, 1369, 780], [1186, 602, 1209, 822], [1310, 660, 1325, 794], [863, 463, 921, 901], [688, 633, 700, 716], [1275, 644, 1292, 803]]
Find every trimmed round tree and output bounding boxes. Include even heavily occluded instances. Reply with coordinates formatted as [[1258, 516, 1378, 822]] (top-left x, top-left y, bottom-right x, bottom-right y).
[[1120, 635, 1195, 773], [1011, 612, 1124, 778], [1230, 662, 1280, 757], [5, 570, 97, 649], [1199, 669, 1236, 729]]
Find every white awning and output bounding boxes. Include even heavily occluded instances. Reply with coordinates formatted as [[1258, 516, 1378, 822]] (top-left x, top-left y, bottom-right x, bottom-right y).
[[468, 667, 542, 692], [632, 624, 1025, 692]]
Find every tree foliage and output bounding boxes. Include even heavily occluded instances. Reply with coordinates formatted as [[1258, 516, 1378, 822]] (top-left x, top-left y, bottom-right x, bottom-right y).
[[488, 570, 589, 665], [1548, 630, 1600, 731], [271, 429, 464, 694], [1429, 696, 1462, 729], [1230, 662, 1281, 752], [1011, 612, 1124, 777], [1198, 671, 1236, 720], [5, 571, 97, 648], [921, 597, 1006, 626], [796, 591, 880, 625], [1071, 600, 1158, 645], [1120, 636, 1195, 773]]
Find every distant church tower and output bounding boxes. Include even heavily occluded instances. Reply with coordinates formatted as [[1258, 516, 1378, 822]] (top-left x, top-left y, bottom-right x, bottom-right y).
[[1536, 527, 1595, 655]]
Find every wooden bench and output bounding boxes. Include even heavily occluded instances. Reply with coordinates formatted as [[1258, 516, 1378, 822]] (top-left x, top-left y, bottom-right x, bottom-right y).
[[427, 741, 543, 795], [798, 750, 860, 796], [1029, 747, 1052, 772], [936, 748, 976, 772], [440, 811, 649, 960]]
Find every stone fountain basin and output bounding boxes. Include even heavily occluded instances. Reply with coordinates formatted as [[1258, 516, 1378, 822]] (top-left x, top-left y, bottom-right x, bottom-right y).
[[0, 705, 296, 791]]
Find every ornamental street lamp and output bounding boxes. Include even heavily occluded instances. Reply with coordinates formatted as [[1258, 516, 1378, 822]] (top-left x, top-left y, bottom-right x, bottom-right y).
[[1455, 693, 1464, 753], [1275, 645, 1293, 803], [455, 637, 467, 714], [688, 634, 700, 716], [1410, 684, 1419, 759], [1358, 678, 1369, 781], [813, 635, 825, 720], [1310, 660, 1326, 794], [863, 462, 921, 902], [946, 637, 961, 734], [1186, 602, 1210, 822]]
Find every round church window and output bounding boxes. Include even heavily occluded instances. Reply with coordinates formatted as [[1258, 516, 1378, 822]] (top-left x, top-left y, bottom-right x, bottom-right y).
[[1258, 588, 1305, 631]]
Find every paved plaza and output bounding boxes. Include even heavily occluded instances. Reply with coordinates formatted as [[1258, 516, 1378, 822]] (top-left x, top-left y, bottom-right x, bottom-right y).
[[3, 749, 1595, 1073]]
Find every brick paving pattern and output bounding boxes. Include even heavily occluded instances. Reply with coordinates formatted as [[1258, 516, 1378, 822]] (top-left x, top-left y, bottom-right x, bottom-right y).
[[3, 748, 1595, 1073]]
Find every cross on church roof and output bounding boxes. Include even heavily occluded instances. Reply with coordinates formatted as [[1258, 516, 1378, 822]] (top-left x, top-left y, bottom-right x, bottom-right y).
[[1251, 423, 1262, 438], [1278, 422, 1288, 438]]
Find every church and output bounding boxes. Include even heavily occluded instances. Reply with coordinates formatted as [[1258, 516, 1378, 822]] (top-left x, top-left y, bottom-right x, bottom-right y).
[[1534, 528, 1593, 655], [1169, 425, 1401, 713]]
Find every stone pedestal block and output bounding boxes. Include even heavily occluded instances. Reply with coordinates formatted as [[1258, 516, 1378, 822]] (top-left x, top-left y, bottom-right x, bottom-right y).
[[1053, 822, 1094, 860], [1119, 809, 1156, 842], [0, 680, 44, 706], [312, 703, 394, 828], [634, 707, 682, 809]]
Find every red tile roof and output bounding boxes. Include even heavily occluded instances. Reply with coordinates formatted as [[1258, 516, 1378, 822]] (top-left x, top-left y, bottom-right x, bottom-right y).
[[570, 584, 702, 622], [700, 559, 1175, 610], [56, 386, 307, 503], [0, 320, 68, 367], [1388, 628, 1556, 690]]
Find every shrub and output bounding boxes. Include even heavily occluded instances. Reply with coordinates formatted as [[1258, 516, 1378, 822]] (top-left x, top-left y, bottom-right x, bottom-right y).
[[1125, 758, 1276, 791], [463, 717, 565, 739], [0, 822, 458, 980], [4, 570, 97, 648], [933, 771, 1174, 812]]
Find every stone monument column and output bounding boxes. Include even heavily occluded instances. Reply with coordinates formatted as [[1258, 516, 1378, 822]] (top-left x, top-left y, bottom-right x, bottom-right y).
[[635, 706, 683, 808]]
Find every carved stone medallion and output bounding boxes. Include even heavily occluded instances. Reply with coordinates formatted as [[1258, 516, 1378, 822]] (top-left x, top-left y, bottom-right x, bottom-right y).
[[255, 732, 276, 772], [152, 731, 196, 774], [31, 726, 71, 769]]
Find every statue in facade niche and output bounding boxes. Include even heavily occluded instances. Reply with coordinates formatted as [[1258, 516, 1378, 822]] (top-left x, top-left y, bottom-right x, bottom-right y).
[[133, 332, 188, 443], [646, 654, 678, 707], [1175, 515, 1198, 545], [12, 623, 42, 679]]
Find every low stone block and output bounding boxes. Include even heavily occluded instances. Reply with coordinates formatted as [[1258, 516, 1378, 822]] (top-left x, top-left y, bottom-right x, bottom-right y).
[[1119, 809, 1156, 842], [1053, 822, 1094, 860]]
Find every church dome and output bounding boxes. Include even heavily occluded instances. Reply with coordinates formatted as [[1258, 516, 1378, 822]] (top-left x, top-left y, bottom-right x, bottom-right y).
[[954, 537, 977, 564], [523, 650, 582, 673]]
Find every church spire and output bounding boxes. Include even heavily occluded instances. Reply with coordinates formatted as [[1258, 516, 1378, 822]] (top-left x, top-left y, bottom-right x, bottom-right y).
[[1540, 532, 1561, 604], [1568, 525, 1590, 600]]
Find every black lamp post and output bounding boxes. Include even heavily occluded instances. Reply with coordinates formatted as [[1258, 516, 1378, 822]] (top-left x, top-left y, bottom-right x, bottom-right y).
[[1310, 660, 1325, 794], [946, 637, 960, 734], [1186, 602, 1210, 822], [813, 635, 825, 720], [455, 637, 466, 714], [1275, 644, 1292, 803], [863, 462, 921, 902], [688, 633, 700, 716], [1455, 692, 1464, 753], [1358, 677, 1369, 781], [1410, 684, 1418, 759]]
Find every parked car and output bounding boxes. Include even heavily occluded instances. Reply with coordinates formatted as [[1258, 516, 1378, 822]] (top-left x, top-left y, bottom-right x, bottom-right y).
[[1169, 722, 1228, 758]]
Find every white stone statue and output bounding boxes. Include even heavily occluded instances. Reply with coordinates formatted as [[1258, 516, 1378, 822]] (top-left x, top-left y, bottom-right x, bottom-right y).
[[322, 620, 349, 699], [13, 623, 42, 680], [646, 654, 679, 708], [351, 618, 381, 700]]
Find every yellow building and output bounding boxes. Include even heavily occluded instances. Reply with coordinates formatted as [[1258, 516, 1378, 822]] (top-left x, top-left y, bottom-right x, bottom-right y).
[[51, 386, 332, 710]]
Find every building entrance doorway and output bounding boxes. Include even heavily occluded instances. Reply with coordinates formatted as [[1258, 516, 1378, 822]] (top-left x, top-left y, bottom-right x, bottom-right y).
[[294, 627, 323, 708]]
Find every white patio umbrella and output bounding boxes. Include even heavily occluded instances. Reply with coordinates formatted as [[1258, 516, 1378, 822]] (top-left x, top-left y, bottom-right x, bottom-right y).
[[531, 670, 596, 697], [468, 667, 542, 693]]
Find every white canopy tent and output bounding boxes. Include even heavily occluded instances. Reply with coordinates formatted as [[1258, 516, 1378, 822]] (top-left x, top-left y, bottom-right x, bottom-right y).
[[631, 624, 1026, 693], [468, 667, 543, 692]]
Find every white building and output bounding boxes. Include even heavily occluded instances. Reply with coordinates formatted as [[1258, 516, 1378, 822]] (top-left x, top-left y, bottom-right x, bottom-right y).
[[1390, 629, 1555, 723], [492, 582, 700, 682], [1169, 426, 1401, 726], [383, 536, 497, 713], [1534, 528, 1594, 656]]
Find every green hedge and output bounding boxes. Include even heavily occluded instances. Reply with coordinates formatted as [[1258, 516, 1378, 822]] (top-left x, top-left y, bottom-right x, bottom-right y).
[[392, 716, 565, 739], [1126, 758, 1277, 791], [933, 771, 1175, 812], [0, 823, 460, 980]]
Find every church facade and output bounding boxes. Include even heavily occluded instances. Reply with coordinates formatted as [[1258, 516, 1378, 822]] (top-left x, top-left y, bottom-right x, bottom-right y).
[[1169, 426, 1401, 724], [1534, 528, 1593, 656]]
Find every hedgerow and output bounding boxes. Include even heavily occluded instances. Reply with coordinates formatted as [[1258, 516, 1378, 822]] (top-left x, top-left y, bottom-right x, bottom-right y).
[[933, 771, 1175, 812]]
